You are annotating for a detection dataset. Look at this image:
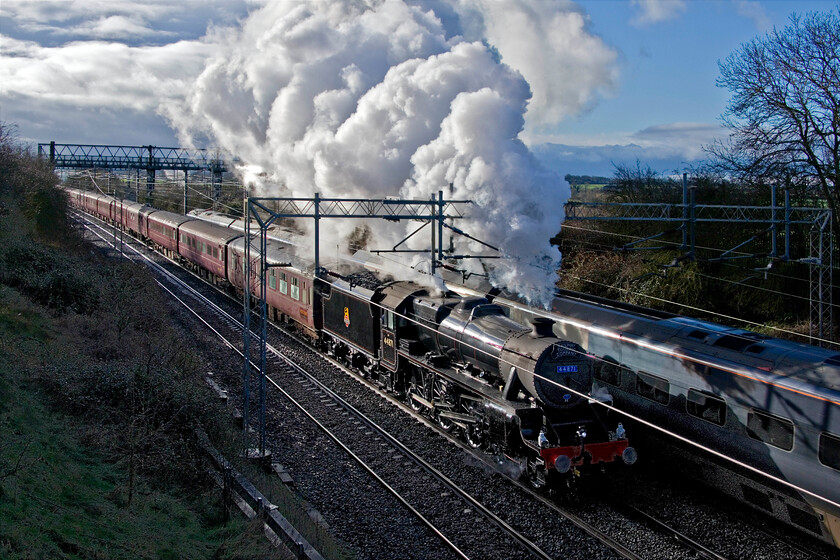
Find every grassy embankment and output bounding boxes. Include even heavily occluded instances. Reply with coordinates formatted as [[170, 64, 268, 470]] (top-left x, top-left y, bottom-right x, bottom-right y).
[[0, 126, 349, 559]]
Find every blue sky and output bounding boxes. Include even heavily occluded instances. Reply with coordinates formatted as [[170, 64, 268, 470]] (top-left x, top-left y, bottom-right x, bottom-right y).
[[538, 0, 838, 175], [1, 0, 837, 177]]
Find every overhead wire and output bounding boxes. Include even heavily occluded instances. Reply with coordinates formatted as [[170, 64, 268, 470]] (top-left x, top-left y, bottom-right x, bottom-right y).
[[559, 233, 826, 318], [560, 271, 837, 345], [80, 176, 828, 345], [560, 222, 817, 285], [228, 194, 829, 345], [558, 222, 836, 337]]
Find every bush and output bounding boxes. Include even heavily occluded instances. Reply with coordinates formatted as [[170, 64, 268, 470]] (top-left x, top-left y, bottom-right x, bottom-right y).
[[0, 239, 100, 314]]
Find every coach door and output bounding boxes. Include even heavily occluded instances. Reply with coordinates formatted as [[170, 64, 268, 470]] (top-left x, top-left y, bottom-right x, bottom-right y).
[[381, 310, 397, 371]]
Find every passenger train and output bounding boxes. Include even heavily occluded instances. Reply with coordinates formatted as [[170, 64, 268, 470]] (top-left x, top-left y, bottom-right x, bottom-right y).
[[66, 187, 636, 490], [67, 186, 840, 547]]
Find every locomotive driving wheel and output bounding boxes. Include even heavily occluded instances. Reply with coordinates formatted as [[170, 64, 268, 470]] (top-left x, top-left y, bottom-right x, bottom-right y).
[[407, 369, 426, 412], [461, 398, 484, 449], [433, 377, 455, 431], [464, 424, 482, 449]]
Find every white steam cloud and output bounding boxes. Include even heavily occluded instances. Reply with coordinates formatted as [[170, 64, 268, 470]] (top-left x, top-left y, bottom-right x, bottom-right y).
[[162, 0, 617, 306]]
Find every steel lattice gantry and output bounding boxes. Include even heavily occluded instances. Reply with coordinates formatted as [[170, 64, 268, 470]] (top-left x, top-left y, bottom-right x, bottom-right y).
[[38, 142, 228, 205], [564, 179, 833, 345], [241, 192, 473, 454]]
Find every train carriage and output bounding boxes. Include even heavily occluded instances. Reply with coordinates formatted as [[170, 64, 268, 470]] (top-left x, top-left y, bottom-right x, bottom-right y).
[[177, 219, 240, 280], [226, 237, 318, 337], [98, 197, 116, 223], [188, 209, 238, 228], [145, 210, 192, 255], [117, 200, 149, 234], [66, 189, 83, 208], [82, 191, 109, 218], [470, 283, 840, 546]]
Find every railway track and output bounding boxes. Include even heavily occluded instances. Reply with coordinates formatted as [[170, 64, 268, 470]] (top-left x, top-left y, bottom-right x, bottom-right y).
[[72, 208, 838, 560], [73, 211, 594, 558]]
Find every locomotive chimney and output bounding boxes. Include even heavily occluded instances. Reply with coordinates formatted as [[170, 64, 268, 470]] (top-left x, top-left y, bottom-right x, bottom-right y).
[[529, 317, 555, 338]]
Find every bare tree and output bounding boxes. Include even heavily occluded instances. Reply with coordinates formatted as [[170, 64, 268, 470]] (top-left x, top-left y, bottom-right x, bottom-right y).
[[608, 160, 680, 204], [707, 10, 840, 235]]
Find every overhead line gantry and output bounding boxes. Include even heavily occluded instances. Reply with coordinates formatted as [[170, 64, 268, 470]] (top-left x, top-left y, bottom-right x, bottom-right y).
[[38, 142, 229, 209]]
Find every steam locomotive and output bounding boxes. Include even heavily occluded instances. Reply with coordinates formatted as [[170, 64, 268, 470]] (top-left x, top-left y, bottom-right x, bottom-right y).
[[320, 274, 635, 486], [65, 187, 635, 487]]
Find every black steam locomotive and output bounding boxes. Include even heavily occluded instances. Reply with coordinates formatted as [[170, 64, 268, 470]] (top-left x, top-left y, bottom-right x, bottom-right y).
[[319, 273, 636, 487]]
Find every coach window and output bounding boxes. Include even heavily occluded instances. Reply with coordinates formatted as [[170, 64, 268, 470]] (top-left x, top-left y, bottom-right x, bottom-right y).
[[819, 432, 840, 471], [291, 277, 300, 300], [268, 270, 276, 290], [636, 371, 670, 405], [686, 389, 726, 426], [747, 409, 794, 451], [595, 359, 621, 386], [302, 282, 309, 304]]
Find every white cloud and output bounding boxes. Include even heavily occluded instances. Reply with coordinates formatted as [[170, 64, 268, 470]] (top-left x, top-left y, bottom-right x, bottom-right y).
[[451, 0, 619, 133], [70, 15, 173, 40], [631, 122, 724, 160], [0, 37, 215, 112], [532, 122, 724, 157], [733, 0, 771, 31], [630, 0, 687, 25], [531, 121, 728, 177], [0, 0, 624, 304], [1, 0, 252, 44]]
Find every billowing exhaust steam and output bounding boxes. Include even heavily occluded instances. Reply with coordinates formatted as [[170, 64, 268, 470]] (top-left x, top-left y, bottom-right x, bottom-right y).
[[162, 0, 617, 306]]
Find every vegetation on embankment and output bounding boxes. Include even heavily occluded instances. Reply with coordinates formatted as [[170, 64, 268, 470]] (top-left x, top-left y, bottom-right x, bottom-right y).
[[0, 123, 333, 559], [555, 162, 814, 340]]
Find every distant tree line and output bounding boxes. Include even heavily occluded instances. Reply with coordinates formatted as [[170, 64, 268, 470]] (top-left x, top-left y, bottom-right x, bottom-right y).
[[564, 174, 613, 186]]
